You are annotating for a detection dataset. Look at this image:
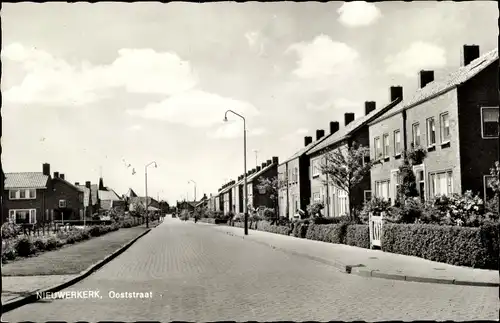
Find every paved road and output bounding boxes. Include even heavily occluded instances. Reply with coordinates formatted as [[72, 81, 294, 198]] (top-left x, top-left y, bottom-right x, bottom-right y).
[[2, 218, 497, 321]]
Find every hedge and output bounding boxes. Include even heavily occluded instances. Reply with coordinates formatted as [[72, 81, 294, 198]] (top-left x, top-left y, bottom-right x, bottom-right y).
[[256, 221, 290, 236], [305, 223, 351, 244], [381, 223, 499, 270], [345, 225, 370, 249]]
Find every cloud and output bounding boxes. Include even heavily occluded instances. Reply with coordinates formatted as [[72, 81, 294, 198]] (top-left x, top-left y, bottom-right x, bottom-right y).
[[286, 35, 359, 79], [385, 41, 447, 77], [296, 128, 309, 135], [245, 31, 266, 56], [2, 43, 198, 106], [127, 90, 259, 128], [208, 121, 267, 139], [337, 2, 382, 27], [128, 124, 142, 131]]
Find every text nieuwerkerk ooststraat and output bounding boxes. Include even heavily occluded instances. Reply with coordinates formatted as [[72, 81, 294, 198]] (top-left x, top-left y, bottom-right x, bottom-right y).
[[36, 290, 154, 300]]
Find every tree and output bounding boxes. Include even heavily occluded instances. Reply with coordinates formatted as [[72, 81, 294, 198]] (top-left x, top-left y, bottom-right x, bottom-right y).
[[396, 145, 427, 205], [320, 142, 375, 220], [256, 176, 279, 220]]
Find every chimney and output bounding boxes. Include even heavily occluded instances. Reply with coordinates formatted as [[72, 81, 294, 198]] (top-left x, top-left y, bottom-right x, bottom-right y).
[[390, 86, 403, 102], [272, 156, 279, 164], [304, 136, 313, 147], [42, 163, 50, 176], [267, 159, 272, 166], [419, 70, 435, 88], [60, 174, 65, 180], [462, 45, 480, 66], [85, 181, 91, 189], [99, 177, 104, 190], [364, 102, 376, 115], [54, 172, 59, 178], [256, 166, 261, 171], [316, 129, 325, 141], [344, 113, 355, 126], [329, 121, 339, 134], [75, 182, 80, 186], [261, 162, 266, 168]]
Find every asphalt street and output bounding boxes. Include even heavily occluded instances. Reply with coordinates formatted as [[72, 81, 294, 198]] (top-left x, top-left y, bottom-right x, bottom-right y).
[[2, 217, 497, 321]]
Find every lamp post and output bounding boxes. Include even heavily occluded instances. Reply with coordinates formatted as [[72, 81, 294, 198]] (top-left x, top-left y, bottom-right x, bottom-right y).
[[188, 180, 197, 202], [145, 161, 157, 228], [224, 109, 248, 235]]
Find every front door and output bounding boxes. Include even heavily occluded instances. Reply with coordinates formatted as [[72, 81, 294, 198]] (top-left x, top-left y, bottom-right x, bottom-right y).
[[413, 164, 426, 202]]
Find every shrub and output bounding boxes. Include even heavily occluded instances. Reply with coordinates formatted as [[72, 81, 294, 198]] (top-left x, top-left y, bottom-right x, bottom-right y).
[[15, 237, 37, 257], [46, 237, 60, 250], [257, 221, 290, 236], [359, 197, 391, 224], [291, 219, 309, 238], [1, 223, 22, 239], [305, 223, 349, 244], [387, 197, 424, 224], [345, 225, 370, 249], [33, 238, 48, 251], [381, 223, 499, 269], [89, 226, 102, 237], [425, 191, 486, 227], [307, 202, 324, 217], [2, 240, 17, 262]]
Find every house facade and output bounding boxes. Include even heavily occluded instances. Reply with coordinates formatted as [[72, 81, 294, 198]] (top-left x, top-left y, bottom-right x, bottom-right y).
[[49, 172, 85, 221], [246, 157, 279, 212], [369, 45, 499, 203], [307, 87, 403, 216]]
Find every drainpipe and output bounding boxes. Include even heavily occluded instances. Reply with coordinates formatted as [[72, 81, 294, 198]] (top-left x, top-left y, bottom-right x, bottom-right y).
[[325, 155, 330, 217], [402, 110, 408, 153]]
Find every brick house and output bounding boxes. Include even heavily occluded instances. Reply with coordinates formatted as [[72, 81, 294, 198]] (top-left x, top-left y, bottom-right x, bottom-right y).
[[48, 172, 85, 222], [246, 157, 279, 212], [277, 125, 338, 219], [75, 181, 93, 218], [97, 177, 125, 212], [369, 45, 498, 203], [306, 87, 403, 216], [219, 180, 235, 214], [3, 163, 85, 224], [3, 164, 51, 224]]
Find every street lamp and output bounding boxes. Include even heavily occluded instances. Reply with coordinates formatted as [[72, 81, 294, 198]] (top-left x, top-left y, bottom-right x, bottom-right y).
[[188, 180, 197, 201], [224, 109, 248, 235], [145, 161, 157, 228]]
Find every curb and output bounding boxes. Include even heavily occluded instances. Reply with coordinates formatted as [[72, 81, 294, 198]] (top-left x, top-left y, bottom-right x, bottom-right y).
[[2, 228, 153, 313], [216, 227, 499, 288], [350, 267, 499, 287]]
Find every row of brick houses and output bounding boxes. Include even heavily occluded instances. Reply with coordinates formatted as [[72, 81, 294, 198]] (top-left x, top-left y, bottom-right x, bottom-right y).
[[207, 156, 279, 215], [275, 44, 498, 219], [2, 162, 144, 225]]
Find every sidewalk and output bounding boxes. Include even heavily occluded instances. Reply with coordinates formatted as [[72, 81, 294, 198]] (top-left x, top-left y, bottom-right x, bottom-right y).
[[202, 223, 499, 287], [2, 223, 157, 305]]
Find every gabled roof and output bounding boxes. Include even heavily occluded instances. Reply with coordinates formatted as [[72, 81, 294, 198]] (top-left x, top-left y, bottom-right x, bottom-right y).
[[307, 98, 402, 155], [127, 188, 138, 198], [281, 133, 332, 165], [247, 162, 277, 183], [99, 188, 122, 201], [77, 185, 91, 207], [52, 176, 84, 192], [5, 172, 49, 189], [371, 47, 499, 125]]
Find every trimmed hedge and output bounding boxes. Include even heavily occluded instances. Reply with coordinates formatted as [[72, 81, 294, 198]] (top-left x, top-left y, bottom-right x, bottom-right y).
[[382, 223, 499, 270], [305, 223, 350, 244], [257, 221, 290, 236], [345, 225, 370, 249]]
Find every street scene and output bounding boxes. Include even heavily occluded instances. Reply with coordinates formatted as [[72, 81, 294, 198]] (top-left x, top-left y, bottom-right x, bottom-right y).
[[1, 1, 499, 322]]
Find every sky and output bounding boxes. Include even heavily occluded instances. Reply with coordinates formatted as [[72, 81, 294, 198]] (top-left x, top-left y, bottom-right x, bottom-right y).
[[2, 1, 498, 204]]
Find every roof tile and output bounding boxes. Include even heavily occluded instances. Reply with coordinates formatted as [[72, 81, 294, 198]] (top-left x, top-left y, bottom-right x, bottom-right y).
[[5, 172, 49, 189]]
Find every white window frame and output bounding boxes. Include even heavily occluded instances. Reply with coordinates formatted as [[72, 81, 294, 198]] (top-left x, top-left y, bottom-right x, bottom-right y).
[[393, 130, 401, 156], [383, 133, 390, 158], [426, 117, 436, 147], [374, 137, 382, 159], [483, 175, 496, 202], [59, 199, 67, 208], [8, 188, 37, 200], [313, 192, 320, 202], [9, 209, 37, 224], [390, 169, 400, 205], [480, 107, 499, 139], [440, 112, 451, 144], [374, 180, 390, 201], [312, 159, 320, 178], [429, 169, 453, 198], [412, 122, 421, 147]]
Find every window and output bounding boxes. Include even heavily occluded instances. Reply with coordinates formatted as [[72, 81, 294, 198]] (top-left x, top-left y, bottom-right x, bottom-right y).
[[481, 107, 499, 138], [427, 117, 436, 146], [394, 130, 401, 155], [313, 192, 320, 202], [382, 134, 390, 158], [429, 171, 453, 197], [364, 190, 372, 202], [484, 175, 496, 202], [374, 137, 382, 159], [312, 159, 320, 177], [440, 112, 450, 142], [412, 123, 421, 146], [375, 180, 390, 201], [8, 209, 36, 224], [293, 167, 298, 182], [9, 189, 36, 200], [391, 170, 401, 204], [338, 189, 348, 216]]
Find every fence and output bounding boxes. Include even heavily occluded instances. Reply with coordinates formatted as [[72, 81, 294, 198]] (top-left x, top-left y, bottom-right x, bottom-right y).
[[369, 211, 384, 249]]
